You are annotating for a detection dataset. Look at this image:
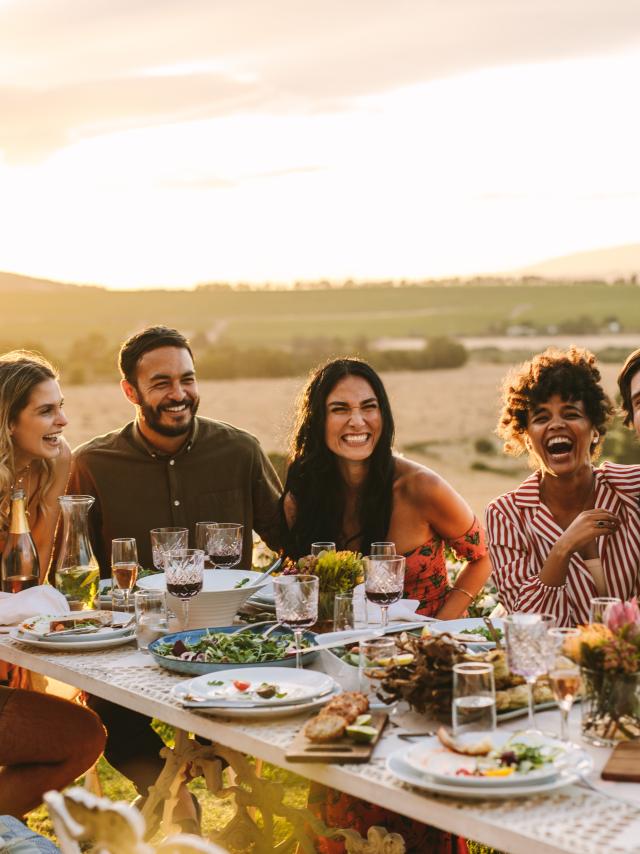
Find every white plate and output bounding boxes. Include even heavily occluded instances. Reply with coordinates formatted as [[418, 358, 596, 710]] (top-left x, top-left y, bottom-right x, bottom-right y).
[[427, 618, 504, 648], [404, 730, 568, 787], [9, 627, 135, 651], [387, 745, 592, 799], [247, 580, 275, 607], [177, 688, 341, 719], [19, 611, 132, 642], [172, 666, 336, 708]]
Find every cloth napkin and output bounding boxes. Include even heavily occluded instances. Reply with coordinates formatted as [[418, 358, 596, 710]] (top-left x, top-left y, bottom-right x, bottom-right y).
[[366, 597, 432, 625], [0, 585, 69, 631]]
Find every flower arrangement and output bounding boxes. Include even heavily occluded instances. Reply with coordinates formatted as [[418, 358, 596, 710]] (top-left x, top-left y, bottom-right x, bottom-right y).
[[565, 599, 640, 745], [283, 550, 364, 595]]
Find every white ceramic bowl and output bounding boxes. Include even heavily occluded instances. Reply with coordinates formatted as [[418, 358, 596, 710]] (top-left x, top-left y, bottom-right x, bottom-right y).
[[137, 570, 268, 629]]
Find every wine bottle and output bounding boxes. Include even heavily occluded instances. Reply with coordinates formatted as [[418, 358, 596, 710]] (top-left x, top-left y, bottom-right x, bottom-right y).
[[1, 488, 40, 593]]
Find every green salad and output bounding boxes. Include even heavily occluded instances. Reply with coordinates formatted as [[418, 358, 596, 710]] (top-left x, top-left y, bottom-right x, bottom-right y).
[[154, 630, 311, 664], [460, 626, 504, 642]]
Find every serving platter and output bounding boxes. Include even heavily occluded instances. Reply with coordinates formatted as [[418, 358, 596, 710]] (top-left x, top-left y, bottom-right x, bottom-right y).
[[148, 624, 318, 675]]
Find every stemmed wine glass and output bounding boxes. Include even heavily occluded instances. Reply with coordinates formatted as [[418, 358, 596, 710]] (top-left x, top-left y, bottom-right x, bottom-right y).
[[273, 574, 319, 669], [548, 627, 582, 742], [164, 548, 204, 630], [504, 612, 556, 732], [311, 542, 335, 557], [111, 538, 138, 612], [150, 527, 189, 571], [205, 523, 243, 569], [364, 555, 405, 628], [195, 522, 216, 568], [370, 542, 396, 557]]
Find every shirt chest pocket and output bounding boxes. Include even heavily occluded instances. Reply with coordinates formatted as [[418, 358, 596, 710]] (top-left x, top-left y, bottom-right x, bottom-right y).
[[197, 489, 246, 522]]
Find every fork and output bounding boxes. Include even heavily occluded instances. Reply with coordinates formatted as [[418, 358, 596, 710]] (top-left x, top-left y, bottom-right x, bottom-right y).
[[575, 773, 640, 808]]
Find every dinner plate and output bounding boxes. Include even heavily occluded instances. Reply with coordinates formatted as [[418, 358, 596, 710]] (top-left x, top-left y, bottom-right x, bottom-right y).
[[403, 730, 569, 787], [172, 666, 336, 708], [9, 627, 136, 651], [148, 625, 318, 675], [19, 610, 132, 642], [175, 688, 342, 719], [427, 618, 504, 648], [387, 745, 592, 799]]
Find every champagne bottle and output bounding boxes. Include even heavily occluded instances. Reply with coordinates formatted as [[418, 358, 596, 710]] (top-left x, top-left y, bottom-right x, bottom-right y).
[[1, 488, 40, 593]]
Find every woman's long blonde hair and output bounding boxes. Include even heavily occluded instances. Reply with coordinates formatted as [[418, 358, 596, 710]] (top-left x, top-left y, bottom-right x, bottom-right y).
[[0, 350, 58, 526]]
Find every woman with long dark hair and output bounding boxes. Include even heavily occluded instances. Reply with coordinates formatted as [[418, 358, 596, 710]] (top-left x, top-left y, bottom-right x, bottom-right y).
[[283, 358, 491, 618]]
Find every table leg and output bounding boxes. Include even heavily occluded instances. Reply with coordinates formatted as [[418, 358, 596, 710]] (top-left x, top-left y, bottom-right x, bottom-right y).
[[140, 729, 405, 853]]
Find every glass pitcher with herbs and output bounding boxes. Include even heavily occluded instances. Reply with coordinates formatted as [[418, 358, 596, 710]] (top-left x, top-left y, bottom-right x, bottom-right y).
[[55, 495, 100, 610]]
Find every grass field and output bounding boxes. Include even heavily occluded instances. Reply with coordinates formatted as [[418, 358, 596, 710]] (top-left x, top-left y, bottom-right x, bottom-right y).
[[3, 279, 640, 356]]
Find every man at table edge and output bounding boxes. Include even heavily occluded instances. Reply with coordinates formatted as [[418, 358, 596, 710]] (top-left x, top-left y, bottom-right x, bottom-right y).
[[67, 324, 282, 575], [618, 348, 640, 446], [64, 325, 282, 828]]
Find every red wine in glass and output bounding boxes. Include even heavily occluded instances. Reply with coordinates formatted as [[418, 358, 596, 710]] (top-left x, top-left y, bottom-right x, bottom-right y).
[[2, 575, 38, 593], [208, 552, 241, 568], [365, 589, 402, 606], [167, 581, 203, 599]]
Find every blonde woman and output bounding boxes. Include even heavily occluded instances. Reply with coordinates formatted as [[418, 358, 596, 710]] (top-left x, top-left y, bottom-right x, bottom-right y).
[[0, 350, 105, 817], [0, 350, 71, 575]]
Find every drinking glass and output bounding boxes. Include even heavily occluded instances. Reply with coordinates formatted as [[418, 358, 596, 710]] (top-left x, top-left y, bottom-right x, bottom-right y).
[[333, 593, 355, 632], [370, 542, 396, 557], [548, 627, 581, 742], [311, 542, 336, 557], [195, 522, 216, 568], [164, 548, 204, 630], [504, 612, 555, 731], [364, 555, 405, 628], [359, 637, 396, 703], [452, 662, 497, 736], [134, 590, 168, 652], [150, 527, 189, 571], [111, 538, 138, 612], [273, 574, 319, 669], [589, 596, 621, 624], [206, 523, 243, 569]]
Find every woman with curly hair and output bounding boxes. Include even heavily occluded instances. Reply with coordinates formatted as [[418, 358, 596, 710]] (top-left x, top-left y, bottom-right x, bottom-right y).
[[486, 346, 640, 626], [282, 357, 491, 618]]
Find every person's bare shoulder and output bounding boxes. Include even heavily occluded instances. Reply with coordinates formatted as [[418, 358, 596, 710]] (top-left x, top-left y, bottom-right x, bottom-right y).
[[393, 456, 447, 511]]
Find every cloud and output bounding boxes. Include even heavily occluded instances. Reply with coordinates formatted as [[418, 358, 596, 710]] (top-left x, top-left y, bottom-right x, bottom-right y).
[[1, 0, 640, 160]]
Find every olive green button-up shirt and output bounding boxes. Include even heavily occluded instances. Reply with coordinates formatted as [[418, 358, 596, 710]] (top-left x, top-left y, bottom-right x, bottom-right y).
[[67, 417, 282, 577]]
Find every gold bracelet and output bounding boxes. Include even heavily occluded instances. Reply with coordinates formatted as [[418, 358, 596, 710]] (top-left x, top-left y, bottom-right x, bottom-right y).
[[453, 586, 474, 601]]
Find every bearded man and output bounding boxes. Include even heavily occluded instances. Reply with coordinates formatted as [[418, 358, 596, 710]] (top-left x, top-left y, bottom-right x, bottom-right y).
[[68, 326, 282, 576]]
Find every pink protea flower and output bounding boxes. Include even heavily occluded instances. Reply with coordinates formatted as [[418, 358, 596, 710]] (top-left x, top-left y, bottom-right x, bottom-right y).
[[604, 598, 640, 636]]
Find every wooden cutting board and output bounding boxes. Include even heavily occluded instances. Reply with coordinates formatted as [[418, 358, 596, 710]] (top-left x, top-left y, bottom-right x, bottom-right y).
[[601, 740, 640, 782], [285, 711, 388, 763]]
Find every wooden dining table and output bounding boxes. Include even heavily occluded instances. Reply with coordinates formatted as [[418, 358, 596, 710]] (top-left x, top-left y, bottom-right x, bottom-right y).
[[1, 633, 640, 854]]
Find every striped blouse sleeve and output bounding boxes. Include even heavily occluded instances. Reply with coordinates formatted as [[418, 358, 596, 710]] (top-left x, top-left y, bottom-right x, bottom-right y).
[[485, 500, 573, 626]]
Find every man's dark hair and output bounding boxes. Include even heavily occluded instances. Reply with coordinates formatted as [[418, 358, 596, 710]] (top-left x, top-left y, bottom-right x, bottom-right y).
[[617, 348, 640, 427], [119, 326, 194, 384]]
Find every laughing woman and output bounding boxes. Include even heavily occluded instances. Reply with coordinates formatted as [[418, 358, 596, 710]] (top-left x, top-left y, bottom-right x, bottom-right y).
[[486, 346, 640, 626], [0, 351, 105, 817]]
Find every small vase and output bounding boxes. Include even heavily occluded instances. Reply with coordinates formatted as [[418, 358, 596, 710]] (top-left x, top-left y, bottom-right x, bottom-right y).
[[580, 666, 640, 747]]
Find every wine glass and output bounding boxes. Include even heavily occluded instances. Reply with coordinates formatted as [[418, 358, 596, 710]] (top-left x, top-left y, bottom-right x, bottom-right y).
[[503, 612, 555, 732], [164, 548, 204, 630], [205, 523, 243, 569], [589, 596, 621, 623], [363, 555, 405, 628], [150, 527, 189, 571], [111, 538, 138, 612], [195, 522, 216, 568], [273, 574, 318, 669], [311, 542, 336, 557], [548, 627, 582, 742], [370, 542, 396, 557]]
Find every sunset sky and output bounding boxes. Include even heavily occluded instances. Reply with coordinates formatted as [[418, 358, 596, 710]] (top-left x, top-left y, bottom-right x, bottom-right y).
[[1, 1, 639, 289]]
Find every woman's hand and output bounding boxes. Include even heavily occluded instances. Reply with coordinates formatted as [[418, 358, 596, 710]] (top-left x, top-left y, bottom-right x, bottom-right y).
[[557, 508, 620, 554]]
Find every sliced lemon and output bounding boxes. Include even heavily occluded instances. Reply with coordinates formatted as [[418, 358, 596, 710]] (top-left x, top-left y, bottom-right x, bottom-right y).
[[346, 725, 378, 744], [421, 625, 432, 638], [482, 767, 514, 777], [355, 713, 373, 726], [392, 653, 414, 666]]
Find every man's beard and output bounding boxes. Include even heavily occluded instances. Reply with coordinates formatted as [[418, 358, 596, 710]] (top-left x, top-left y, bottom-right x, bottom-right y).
[[138, 395, 200, 437]]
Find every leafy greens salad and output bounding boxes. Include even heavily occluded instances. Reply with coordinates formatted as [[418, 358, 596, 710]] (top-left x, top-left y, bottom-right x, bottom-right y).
[[154, 630, 311, 663]]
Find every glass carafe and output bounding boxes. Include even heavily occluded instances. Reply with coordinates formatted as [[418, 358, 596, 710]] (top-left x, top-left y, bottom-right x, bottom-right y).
[[55, 495, 100, 610]]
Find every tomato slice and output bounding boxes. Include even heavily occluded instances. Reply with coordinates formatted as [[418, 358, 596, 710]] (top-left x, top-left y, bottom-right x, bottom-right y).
[[232, 680, 251, 692]]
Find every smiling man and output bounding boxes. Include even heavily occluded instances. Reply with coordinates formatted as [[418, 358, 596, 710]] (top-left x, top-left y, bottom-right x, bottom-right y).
[[68, 326, 282, 576], [618, 348, 640, 441]]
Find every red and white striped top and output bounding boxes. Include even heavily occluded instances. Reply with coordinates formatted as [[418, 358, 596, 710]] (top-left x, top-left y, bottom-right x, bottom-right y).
[[485, 462, 640, 626]]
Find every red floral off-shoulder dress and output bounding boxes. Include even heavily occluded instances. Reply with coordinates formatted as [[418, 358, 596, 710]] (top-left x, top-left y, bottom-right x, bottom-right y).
[[309, 518, 487, 854]]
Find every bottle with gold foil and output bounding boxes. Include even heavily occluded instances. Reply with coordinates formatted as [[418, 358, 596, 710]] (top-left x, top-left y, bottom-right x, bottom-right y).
[[1, 488, 40, 593]]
